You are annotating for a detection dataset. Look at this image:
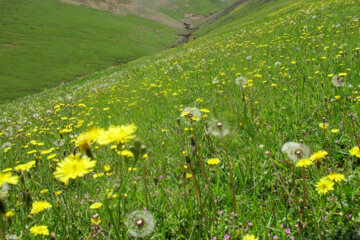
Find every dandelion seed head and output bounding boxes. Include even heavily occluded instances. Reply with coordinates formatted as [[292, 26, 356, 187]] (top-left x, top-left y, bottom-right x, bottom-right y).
[[180, 107, 201, 125], [332, 75, 346, 87], [281, 142, 310, 163], [208, 119, 230, 137], [126, 210, 155, 238], [235, 76, 247, 86]]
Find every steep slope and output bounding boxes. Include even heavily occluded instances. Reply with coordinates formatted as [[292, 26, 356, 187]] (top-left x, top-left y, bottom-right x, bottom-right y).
[[0, 0, 177, 102]]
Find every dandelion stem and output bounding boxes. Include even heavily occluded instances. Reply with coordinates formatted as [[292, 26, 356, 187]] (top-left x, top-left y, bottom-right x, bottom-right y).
[[349, 114, 360, 147], [269, 158, 305, 239], [192, 130, 217, 217], [220, 136, 237, 214], [302, 169, 322, 238], [143, 162, 149, 209]]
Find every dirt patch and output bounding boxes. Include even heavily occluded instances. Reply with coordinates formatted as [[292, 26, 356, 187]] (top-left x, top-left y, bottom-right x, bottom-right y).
[[59, 0, 183, 29]]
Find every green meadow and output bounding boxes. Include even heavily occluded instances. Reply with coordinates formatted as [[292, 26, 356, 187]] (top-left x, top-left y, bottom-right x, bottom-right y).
[[0, 0, 177, 102], [1, 0, 360, 239]]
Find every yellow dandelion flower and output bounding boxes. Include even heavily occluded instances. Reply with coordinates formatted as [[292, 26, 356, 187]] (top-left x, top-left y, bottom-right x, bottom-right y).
[[310, 150, 328, 161], [349, 146, 360, 158], [93, 173, 104, 179], [331, 129, 340, 134], [0, 172, 19, 187], [40, 189, 48, 194], [30, 225, 49, 236], [103, 164, 111, 172], [97, 125, 136, 145], [91, 214, 101, 225], [207, 158, 220, 165], [5, 211, 14, 219], [76, 128, 104, 152], [53, 154, 96, 183], [90, 202, 103, 209], [119, 150, 134, 158], [326, 173, 345, 182], [186, 173, 192, 179], [31, 201, 52, 214], [319, 123, 329, 129], [315, 178, 334, 195], [295, 158, 314, 168], [242, 234, 259, 240], [200, 108, 210, 113], [14, 161, 36, 171]]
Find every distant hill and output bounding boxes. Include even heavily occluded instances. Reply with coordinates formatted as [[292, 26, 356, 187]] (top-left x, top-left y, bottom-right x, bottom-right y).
[[0, 0, 183, 102]]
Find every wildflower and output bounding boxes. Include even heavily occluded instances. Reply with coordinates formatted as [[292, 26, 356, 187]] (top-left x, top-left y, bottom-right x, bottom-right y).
[[5, 210, 13, 219], [76, 128, 104, 152], [331, 129, 340, 133], [332, 75, 346, 87], [53, 154, 96, 183], [281, 142, 310, 163], [104, 164, 111, 172], [119, 150, 134, 158], [90, 202, 102, 209], [30, 225, 49, 236], [235, 76, 247, 86], [310, 150, 328, 161], [126, 210, 156, 238], [200, 108, 210, 113], [295, 158, 314, 168], [0, 172, 19, 188], [242, 235, 259, 240], [186, 173, 192, 179], [224, 235, 230, 239], [349, 146, 360, 158], [315, 178, 334, 195], [207, 158, 221, 165], [31, 201, 52, 214], [208, 119, 230, 137], [326, 173, 345, 182], [181, 107, 201, 124], [319, 123, 329, 129], [0, 183, 8, 199], [2, 142, 11, 150], [91, 214, 101, 225], [97, 125, 136, 145], [14, 161, 36, 171]]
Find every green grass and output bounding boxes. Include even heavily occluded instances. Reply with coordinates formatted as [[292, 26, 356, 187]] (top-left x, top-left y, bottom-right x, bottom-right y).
[[135, 0, 237, 19], [0, 0, 178, 102], [1, 0, 360, 239]]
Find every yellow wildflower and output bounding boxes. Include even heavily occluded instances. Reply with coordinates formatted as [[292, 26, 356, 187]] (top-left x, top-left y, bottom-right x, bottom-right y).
[[0, 172, 19, 187], [31, 201, 52, 214], [319, 123, 329, 129], [242, 235, 259, 240], [326, 173, 345, 182], [349, 146, 360, 158], [30, 225, 49, 236], [310, 150, 328, 161], [207, 158, 220, 165], [315, 178, 334, 195], [295, 158, 314, 168], [14, 161, 36, 171], [97, 125, 136, 145], [90, 202, 102, 209], [53, 154, 96, 183]]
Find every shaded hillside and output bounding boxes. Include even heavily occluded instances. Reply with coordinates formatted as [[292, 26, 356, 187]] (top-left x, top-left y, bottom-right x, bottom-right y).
[[0, 0, 177, 102]]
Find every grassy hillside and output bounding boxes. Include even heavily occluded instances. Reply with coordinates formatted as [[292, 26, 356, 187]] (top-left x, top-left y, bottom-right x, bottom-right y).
[[1, 0, 360, 239], [0, 0, 177, 102], [135, 0, 238, 19]]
